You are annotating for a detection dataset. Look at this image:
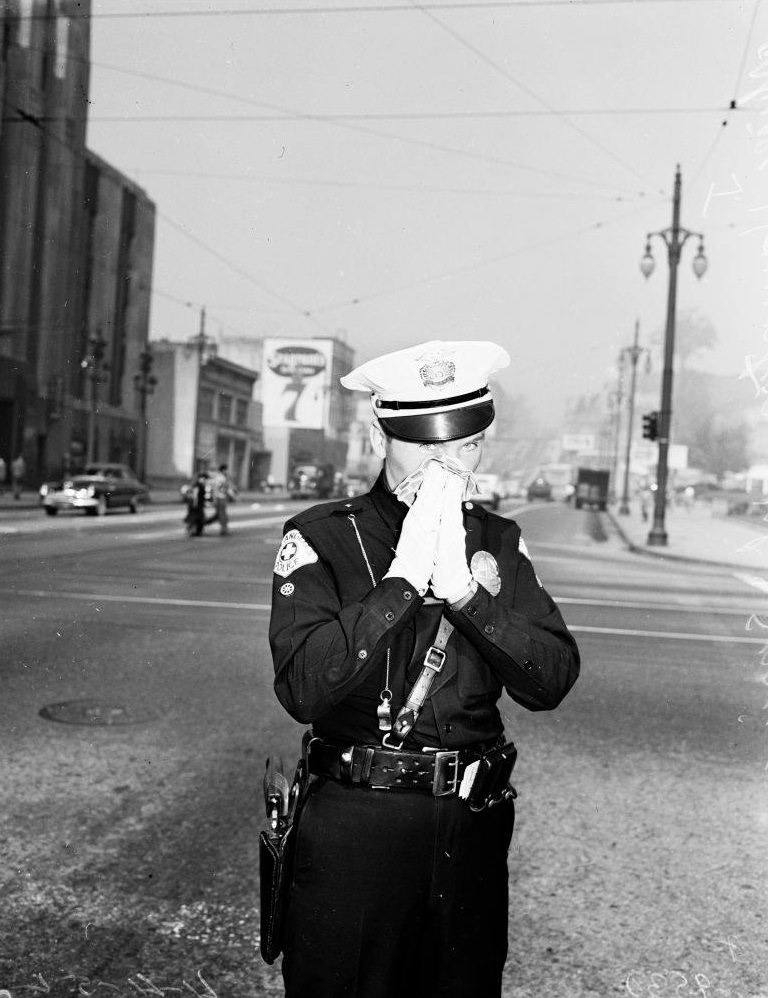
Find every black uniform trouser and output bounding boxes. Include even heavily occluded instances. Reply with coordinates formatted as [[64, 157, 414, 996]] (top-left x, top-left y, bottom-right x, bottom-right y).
[[281, 776, 516, 998]]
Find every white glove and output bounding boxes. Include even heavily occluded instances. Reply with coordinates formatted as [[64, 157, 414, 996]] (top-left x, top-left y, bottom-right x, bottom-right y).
[[384, 460, 447, 594], [430, 471, 474, 604]]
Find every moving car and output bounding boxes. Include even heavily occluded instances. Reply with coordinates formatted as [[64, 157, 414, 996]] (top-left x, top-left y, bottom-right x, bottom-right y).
[[39, 463, 150, 516], [526, 476, 552, 502], [473, 473, 502, 510], [501, 478, 524, 499], [539, 462, 575, 502]]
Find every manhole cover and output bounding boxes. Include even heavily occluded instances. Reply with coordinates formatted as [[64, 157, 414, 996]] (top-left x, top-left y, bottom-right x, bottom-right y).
[[39, 699, 161, 726]]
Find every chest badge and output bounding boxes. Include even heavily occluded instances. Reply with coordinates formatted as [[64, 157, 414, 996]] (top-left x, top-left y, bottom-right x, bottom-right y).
[[274, 529, 318, 578], [470, 550, 501, 596]]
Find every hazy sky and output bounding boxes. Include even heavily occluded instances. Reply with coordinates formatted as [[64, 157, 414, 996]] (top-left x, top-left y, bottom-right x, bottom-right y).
[[87, 0, 768, 425]]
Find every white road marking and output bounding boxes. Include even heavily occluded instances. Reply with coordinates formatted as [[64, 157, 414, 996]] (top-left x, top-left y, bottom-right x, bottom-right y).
[[733, 571, 768, 595], [0, 506, 292, 538], [555, 596, 758, 617], [1, 588, 765, 643], [1, 589, 271, 612], [123, 515, 290, 541], [569, 624, 765, 645]]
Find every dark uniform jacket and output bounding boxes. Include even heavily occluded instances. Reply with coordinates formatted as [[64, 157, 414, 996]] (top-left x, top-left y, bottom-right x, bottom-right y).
[[270, 472, 580, 750]]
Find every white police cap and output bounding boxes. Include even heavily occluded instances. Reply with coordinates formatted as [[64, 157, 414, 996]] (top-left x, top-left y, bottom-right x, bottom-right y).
[[340, 340, 510, 442]]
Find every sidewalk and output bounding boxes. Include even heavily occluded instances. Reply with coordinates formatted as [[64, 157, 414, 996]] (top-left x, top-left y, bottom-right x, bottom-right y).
[[0, 487, 283, 512], [608, 499, 768, 573]]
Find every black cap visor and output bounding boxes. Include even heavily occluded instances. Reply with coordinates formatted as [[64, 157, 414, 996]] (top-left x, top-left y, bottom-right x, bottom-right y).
[[379, 400, 495, 443]]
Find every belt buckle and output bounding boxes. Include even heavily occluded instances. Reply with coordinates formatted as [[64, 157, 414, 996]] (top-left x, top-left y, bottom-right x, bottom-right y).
[[423, 645, 446, 673], [432, 750, 460, 796]]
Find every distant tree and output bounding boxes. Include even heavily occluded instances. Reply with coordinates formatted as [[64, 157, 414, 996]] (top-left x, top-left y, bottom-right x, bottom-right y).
[[687, 417, 750, 480], [651, 309, 718, 370]]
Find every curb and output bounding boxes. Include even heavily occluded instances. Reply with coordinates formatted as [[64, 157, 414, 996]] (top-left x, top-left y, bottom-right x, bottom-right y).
[[606, 510, 764, 573]]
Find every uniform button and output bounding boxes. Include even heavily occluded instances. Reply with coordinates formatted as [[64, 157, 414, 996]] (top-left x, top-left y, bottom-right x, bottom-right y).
[[358, 649, 368, 660], [464, 502, 473, 510], [484, 624, 495, 635], [403, 590, 413, 601], [523, 659, 534, 670], [385, 611, 395, 621], [467, 605, 477, 616]]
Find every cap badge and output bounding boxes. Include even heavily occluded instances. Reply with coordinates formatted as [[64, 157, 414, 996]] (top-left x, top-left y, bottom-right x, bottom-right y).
[[418, 354, 455, 389]]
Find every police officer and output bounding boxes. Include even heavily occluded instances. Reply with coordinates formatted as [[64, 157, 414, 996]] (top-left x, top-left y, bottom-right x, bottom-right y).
[[269, 340, 580, 998]]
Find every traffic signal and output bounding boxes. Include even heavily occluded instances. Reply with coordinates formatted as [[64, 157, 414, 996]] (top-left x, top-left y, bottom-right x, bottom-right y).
[[642, 411, 659, 441]]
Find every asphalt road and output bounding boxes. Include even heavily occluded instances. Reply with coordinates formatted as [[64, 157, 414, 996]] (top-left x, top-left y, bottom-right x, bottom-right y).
[[0, 499, 765, 998]]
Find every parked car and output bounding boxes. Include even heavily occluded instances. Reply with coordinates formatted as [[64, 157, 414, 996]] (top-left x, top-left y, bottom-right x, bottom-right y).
[[288, 463, 336, 500], [526, 476, 552, 502], [344, 474, 372, 498], [473, 473, 502, 510], [39, 463, 150, 516]]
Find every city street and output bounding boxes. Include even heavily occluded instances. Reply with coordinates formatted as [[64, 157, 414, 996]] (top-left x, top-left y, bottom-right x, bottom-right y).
[[0, 499, 766, 998]]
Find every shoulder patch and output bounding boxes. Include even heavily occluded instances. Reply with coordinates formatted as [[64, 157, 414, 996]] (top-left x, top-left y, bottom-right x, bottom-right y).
[[274, 529, 318, 578]]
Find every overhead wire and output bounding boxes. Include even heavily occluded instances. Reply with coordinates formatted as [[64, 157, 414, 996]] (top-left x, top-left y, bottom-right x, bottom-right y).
[[7, 6, 745, 343], [67, 104, 741, 123], [6, 37, 647, 197], [0, 96, 329, 336], [156, 210, 334, 333], [304, 196, 666, 314], [118, 168, 636, 201], [28, 1, 754, 20], [688, 0, 762, 188], [406, 0, 661, 191], [155, 290, 293, 314], [86, 58, 645, 196]]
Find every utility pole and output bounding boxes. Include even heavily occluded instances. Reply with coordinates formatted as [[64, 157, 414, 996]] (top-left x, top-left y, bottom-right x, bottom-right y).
[[134, 344, 157, 482], [82, 330, 108, 466], [610, 366, 624, 504], [187, 306, 216, 476], [619, 320, 647, 515]]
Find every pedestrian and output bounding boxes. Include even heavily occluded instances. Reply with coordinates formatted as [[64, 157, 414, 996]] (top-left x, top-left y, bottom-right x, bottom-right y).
[[184, 471, 210, 536], [640, 484, 653, 522], [211, 463, 236, 535], [11, 454, 25, 500], [0, 455, 6, 495], [268, 339, 581, 998]]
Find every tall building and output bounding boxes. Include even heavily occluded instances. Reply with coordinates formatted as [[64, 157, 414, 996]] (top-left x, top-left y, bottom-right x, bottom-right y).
[[0, 1, 155, 481], [145, 340, 268, 490]]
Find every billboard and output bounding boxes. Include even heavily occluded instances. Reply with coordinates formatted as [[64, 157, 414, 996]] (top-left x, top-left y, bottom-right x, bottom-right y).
[[562, 433, 597, 454], [262, 339, 334, 429]]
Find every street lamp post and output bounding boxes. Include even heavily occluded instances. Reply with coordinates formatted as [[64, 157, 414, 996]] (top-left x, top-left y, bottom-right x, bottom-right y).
[[618, 320, 649, 515], [133, 344, 158, 482], [639, 165, 707, 546], [81, 330, 108, 466]]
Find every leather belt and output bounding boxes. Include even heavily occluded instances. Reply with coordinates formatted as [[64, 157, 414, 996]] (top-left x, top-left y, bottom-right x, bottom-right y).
[[307, 738, 486, 797]]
